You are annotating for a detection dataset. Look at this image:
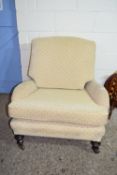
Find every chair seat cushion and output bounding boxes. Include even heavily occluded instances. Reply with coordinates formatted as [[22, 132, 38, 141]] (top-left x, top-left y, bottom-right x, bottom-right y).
[[9, 89, 108, 126]]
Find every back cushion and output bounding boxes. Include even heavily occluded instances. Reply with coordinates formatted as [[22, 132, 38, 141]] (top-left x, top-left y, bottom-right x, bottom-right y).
[[28, 37, 96, 89]]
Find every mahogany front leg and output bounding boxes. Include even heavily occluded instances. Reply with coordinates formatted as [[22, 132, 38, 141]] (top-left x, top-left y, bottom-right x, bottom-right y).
[[14, 135, 25, 150]]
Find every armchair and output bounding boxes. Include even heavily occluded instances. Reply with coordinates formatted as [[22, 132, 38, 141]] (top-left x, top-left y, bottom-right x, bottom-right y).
[[8, 37, 109, 153]]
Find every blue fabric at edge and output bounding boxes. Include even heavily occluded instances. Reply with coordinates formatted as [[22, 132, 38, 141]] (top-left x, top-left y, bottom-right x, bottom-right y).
[[0, 0, 22, 93]]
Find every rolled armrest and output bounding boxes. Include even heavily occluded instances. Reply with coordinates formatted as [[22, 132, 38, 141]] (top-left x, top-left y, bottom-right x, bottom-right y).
[[11, 80, 37, 101], [85, 80, 109, 108]]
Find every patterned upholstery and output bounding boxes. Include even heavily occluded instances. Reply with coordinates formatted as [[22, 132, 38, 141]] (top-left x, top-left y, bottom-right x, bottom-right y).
[[8, 37, 109, 142], [104, 72, 117, 107]]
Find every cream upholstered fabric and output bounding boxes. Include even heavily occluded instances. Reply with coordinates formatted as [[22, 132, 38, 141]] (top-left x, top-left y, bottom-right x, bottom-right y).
[[10, 119, 105, 141], [85, 80, 109, 108], [11, 80, 37, 101], [8, 36, 109, 142], [9, 88, 108, 126], [29, 37, 96, 89]]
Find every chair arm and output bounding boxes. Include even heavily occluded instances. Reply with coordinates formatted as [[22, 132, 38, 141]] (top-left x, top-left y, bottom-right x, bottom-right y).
[[11, 80, 37, 101], [85, 80, 109, 108]]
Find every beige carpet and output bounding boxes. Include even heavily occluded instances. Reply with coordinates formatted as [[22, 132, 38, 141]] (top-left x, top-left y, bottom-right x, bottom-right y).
[[0, 94, 117, 175]]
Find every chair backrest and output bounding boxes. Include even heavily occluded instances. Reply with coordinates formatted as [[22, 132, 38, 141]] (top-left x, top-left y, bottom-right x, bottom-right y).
[[28, 37, 96, 89]]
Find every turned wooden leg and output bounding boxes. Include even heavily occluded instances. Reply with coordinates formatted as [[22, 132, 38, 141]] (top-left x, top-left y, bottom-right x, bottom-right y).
[[91, 141, 101, 153], [14, 135, 25, 150], [108, 106, 114, 119]]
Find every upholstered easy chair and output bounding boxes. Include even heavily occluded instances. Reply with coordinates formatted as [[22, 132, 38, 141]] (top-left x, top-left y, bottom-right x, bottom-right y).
[[8, 37, 109, 153]]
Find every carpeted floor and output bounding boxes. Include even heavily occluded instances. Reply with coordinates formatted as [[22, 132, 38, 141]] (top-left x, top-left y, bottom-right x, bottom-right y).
[[0, 94, 117, 175]]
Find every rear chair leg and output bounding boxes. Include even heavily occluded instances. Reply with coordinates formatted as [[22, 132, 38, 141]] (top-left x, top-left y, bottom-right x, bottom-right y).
[[15, 135, 25, 150], [91, 141, 101, 153], [108, 106, 114, 119]]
